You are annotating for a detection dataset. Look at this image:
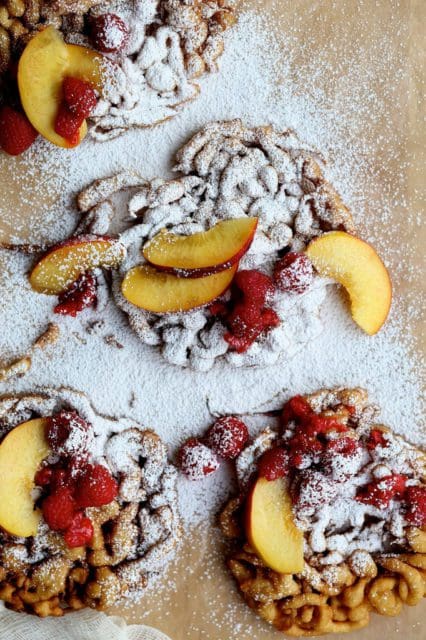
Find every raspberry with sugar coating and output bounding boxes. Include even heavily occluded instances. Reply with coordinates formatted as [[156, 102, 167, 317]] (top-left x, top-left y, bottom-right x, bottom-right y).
[[206, 416, 249, 459], [178, 438, 220, 480], [273, 252, 314, 293], [90, 13, 129, 53]]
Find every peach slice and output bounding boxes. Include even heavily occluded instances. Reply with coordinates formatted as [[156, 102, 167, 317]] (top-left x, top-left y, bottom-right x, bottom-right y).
[[30, 235, 126, 295], [121, 263, 238, 313], [305, 231, 392, 335], [246, 477, 304, 574], [18, 26, 103, 148], [143, 218, 258, 276], [0, 418, 50, 537]]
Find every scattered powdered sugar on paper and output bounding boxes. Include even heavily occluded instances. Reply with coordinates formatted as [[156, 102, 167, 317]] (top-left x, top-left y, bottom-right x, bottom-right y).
[[0, 4, 424, 635]]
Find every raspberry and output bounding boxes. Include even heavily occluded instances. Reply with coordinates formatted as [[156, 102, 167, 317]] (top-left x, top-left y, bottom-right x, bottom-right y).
[[223, 333, 254, 353], [209, 301, 228, 316], [54, 272, 97, 317], [222, 270, 279, 353], [90, 13, 129, 53], [178, 438, 219, 480], [366, 429, 389, 450], [42, 487, 76, 531], [308, 415, 348, 436], [356, 473, 407, 509], [63, 77, 97, 119], [74, 464, 118, 508], [64, 512, 94, 548], [404, 486, 426, 527], [50, 468, 72, 491], [281, 395, 312, 425], [258, 447, 289, 481], [233, 270, 275, 305], [260, 307, 280, 329], [227, 301, 263, 336], [288, 430, 324, 467], [34, 466, 53, 487], [206, 416, 249, 459], [46, 410, 92, 458], [0, 106, 38, 156], [54, 103, 84, 145], [273, 252, 314, 294]]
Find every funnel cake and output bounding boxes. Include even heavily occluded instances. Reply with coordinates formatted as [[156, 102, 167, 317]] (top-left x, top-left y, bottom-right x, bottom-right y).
[[76, 120, 355, 370], [0, 389, 180, 616], [1, 1, 238, 137], [219, 388, 426, 636]]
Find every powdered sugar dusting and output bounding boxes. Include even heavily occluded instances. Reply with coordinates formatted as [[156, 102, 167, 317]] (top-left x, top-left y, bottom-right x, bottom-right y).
[[0, 2, 424, 635]]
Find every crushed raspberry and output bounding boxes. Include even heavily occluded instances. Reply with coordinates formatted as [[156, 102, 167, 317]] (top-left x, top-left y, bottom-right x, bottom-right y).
[[223, 270, 280, 353], [233, 270, 275, 305], [366, 429, 389, 450], [0, 106, 38, 156], [404, 486, 426, 527], [54, 102, 84, 145], [288, 430, 324, 467], [42, 487, 76, 531], [54, 272, 97, 317], [281, 395, 312, 425], [280, 395, 349, 468], [46, 410, 92, 458], [178, 438, 220, 480], [34, 466, 53, 487], [308, 415, 349, 436], [209, 301, 228, 316], [356, 473, 407, 509], [63, 77, 97, 119], [206, 416, 249, 459], [90, 13, 129, 53], [325, 436, 359, 457], [74, 464, 118, 508], [64, 512, 94, 548], [273, 252, 314, 294], [258, 447, 289, 481]]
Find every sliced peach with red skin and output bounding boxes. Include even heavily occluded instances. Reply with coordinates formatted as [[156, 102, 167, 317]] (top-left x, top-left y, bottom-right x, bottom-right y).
[[143, 218, 258, 276], [0, 418, 51, 537], [305, 231, 392, 335], [30, 235, 126, 295], [121, 263, 238, 313], [246, 476, 304, 574], [18, 26, 104, 148]]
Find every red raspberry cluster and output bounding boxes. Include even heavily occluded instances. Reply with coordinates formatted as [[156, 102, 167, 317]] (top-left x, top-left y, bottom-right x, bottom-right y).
[[178, 416, 249, 480], [356, 473, 407, 509], [54, 272, 97, 317], [35, 410, 118, 548], [211, 254, 314, 354], [54, 77, 98, 145]]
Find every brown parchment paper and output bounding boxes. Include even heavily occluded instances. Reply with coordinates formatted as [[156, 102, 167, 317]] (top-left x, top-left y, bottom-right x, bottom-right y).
[[0, 0, 424, 638]]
